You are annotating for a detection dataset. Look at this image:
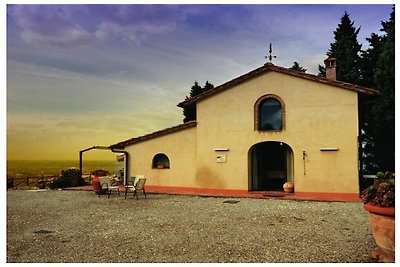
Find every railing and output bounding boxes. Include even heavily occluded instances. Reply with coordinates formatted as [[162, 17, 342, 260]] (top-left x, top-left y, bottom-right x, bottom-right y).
[[7, 174, 59, 190], [7, 173, 93, 190]]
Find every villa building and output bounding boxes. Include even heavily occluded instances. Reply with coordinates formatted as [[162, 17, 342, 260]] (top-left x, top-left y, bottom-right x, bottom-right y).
[[110, 58, 377, 200]]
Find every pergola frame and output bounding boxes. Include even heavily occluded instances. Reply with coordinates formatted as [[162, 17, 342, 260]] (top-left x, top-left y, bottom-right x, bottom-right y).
[[79, 146, 130, 185]]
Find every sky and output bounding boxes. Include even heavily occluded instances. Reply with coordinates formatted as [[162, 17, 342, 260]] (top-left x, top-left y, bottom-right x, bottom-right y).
[[5, 3, 394, 161]]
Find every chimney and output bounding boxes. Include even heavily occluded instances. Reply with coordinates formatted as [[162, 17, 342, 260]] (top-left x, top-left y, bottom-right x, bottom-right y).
[[324, 56, 336, 81]]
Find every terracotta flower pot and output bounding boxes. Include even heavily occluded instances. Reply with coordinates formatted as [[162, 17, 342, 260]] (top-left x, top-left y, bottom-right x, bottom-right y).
[[283, 182, 294, 193], [92, 176, 105, 195], [364, 203, 395, 263]]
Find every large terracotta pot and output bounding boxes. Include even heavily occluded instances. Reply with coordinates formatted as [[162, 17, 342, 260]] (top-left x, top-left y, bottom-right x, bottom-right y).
[[364, 203, 395, 263]]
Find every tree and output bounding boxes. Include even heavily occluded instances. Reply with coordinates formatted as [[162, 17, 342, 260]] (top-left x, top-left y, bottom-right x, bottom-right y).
[[359, 33, 383, 88], [202, 81, 214, 93], [289, 61, 307, 72], [362, 6, 395, 173], [358, 33, 384, 175], [188, 81, 203, 98], [323, 12, 362, 84], [183, 81, 214, 122], [317, 64, 326, 77]]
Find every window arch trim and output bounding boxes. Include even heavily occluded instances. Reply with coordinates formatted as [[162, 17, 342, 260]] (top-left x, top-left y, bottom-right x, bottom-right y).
[[152, 153, 170, 169], [254, 94, 286, 131]]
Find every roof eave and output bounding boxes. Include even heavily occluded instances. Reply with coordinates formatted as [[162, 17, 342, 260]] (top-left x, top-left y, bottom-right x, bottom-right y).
[[177, 63, 378, 108], [110, 121, 197, 149]]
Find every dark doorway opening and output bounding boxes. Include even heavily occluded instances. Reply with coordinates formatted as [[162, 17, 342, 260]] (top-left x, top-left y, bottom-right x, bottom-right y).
[[249, 141, 293, 191]]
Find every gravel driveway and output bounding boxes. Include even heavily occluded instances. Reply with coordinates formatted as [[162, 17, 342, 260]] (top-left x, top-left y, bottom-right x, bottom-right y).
[[7, 190, 377, 263]]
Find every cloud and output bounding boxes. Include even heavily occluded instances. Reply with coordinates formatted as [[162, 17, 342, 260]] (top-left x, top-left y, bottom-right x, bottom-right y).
[[9, 5, 93, 47], [20, 27, 92, 47], [93, 5, 185, 45], [8, 5, 189, 47]]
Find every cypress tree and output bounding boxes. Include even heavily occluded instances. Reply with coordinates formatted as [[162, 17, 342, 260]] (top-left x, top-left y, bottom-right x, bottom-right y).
[[202, 81, 214, 93], [363, 6, 395, 172], [359, 33, 383, 88], [317, 64, 326, 77], [289, 61, 307, 72], [325, 12, 362, 83], [189, 81, 203, 97], [183, 81, 214, 122]]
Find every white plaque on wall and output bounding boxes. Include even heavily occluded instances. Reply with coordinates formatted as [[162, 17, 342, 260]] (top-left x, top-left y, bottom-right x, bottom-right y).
[[216, 154, 227, 163]]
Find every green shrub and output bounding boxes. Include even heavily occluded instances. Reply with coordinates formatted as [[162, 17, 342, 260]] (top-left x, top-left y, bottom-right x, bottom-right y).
[[48, 168, 84, 189]]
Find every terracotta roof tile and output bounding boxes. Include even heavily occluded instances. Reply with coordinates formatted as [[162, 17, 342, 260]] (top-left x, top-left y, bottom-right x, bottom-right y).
[[177, 63, 378, 108], [110, 121, 197, 148]]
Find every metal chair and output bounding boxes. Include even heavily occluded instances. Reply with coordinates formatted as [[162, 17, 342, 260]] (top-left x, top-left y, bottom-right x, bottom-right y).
[[125, 176, 147, 200], [125, 175, 146, 199], [98, 176, 120, 198], [133, 178, 147, 200], [124, 176, 136, 199]]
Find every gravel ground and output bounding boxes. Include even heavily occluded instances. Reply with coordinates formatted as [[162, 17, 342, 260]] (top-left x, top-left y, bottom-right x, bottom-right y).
[[7, 189, 378, 263]]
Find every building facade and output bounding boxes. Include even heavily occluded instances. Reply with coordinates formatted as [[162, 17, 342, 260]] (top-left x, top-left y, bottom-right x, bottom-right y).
[[110, 61, 377, 198]]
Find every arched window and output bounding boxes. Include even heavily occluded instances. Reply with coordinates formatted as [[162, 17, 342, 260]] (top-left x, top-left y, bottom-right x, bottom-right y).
[[152, 153, 170, 169], [254, 95, 285, 131]]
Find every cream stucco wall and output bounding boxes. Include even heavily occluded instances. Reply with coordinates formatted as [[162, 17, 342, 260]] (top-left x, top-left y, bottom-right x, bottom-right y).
[[125, 126, 197, 188], [195, 71, 359, 193], [125, 70, 360, 194]]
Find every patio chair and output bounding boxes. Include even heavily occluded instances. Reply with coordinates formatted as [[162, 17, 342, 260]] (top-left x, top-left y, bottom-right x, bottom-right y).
[[98, 176, 120, 198], [124, 176, 136, 199], [125, 176, 147, 200]]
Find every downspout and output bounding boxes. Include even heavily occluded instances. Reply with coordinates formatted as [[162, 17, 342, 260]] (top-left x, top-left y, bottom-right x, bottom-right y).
[[110, 148, 130, 185]]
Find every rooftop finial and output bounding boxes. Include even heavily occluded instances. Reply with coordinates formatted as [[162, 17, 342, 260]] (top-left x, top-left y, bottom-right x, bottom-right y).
[[265, 43, 277, 63]]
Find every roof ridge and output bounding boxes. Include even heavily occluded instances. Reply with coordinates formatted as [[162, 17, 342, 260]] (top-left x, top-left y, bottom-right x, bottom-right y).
[[178, 63, 378, 108]]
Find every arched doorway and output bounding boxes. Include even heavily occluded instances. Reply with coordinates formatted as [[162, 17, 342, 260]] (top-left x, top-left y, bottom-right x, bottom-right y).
[[249, 141, 294, 191]]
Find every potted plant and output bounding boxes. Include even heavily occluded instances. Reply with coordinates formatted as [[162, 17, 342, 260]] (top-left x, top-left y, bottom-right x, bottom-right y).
[[361, 171, 395, 263]]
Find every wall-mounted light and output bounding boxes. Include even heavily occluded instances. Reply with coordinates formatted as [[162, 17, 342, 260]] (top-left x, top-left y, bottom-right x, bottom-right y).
[[214, 148, 229, 151]]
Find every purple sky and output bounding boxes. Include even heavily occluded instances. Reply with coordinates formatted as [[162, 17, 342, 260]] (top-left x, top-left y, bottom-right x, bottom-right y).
[[6, 4, 393, 160]]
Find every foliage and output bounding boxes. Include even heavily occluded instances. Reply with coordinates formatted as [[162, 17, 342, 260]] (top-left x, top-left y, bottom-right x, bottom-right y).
[[361, 6, 395, 173], [321, 7, 394, 174], [317, 64, 326, 77], [188, 81, 203, 98], [289, 61, 307, 72], [183, 81, 214, 122], [48, 168, 84, 189], [359, 33, 383, 88], [48, 176, 72, 189], [202, 81, 214, 93], [60, 168, 82, 178], [185, 81, 214, 99], [320, 12, 362, 83], [361, 171, 395, 207], [91, 169, 109, 176]]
